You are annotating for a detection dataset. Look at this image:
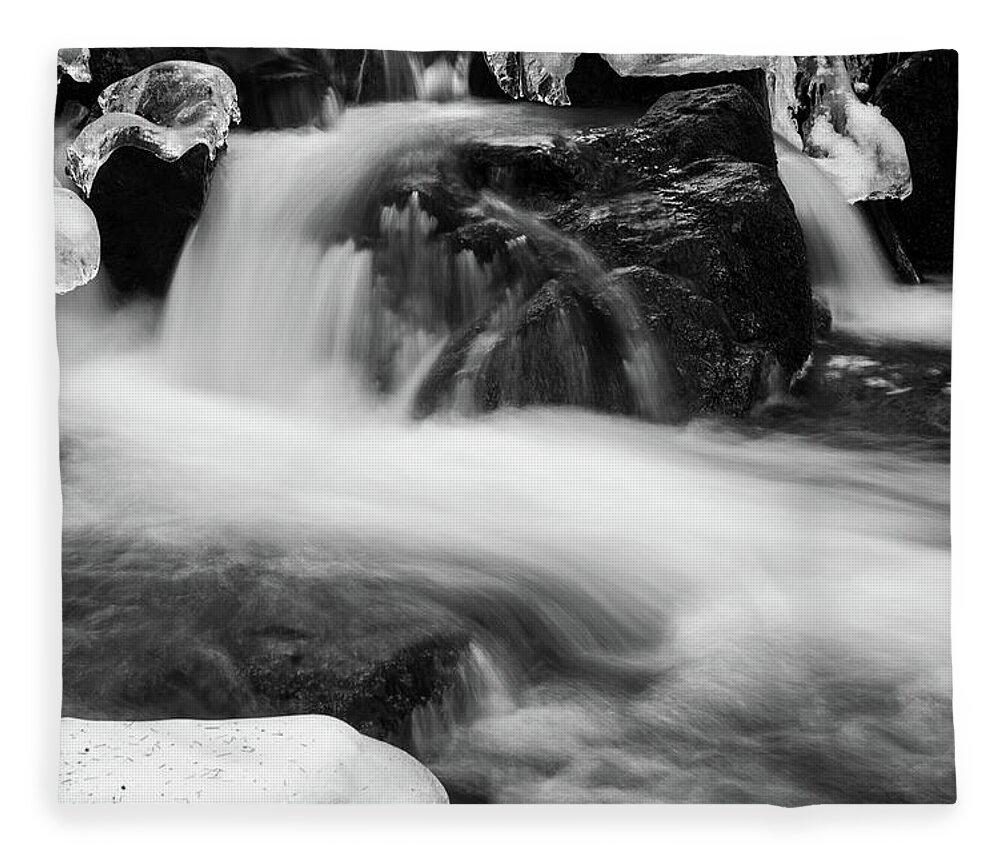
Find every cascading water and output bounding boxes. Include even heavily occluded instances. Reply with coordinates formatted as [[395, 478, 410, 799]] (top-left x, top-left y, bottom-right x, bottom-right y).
[[776, 136, 952, 347], [58, 96, 953, 804]]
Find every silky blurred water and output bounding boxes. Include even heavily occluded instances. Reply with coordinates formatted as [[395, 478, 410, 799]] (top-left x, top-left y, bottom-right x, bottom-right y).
[[57, 102, 953, 803]]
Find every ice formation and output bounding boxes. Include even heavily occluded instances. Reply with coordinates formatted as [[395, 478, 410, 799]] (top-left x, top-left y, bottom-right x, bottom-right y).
[[57, 48, 91, 83], [65, 61, 240, 197], [800, 56, 911, 202], [484, 52, 575, 106], [484, 52, 802, 147], [54, 185, 100, 293], [482, 52, 910, 201]]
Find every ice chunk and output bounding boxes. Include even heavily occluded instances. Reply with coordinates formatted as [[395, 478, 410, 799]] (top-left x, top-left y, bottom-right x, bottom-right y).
[[484, 51, 575, 106], [57, 48, 91, 83], [601, 53, 770, 76], [766, 55, 801, 148], [801, 56, 911, 202], [65, 60, 240, 197], [54, 186, 100, 293], [97, 59, 239, 126]]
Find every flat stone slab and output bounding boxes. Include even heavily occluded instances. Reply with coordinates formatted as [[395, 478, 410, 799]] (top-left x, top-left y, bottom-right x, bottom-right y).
[[59, 715, 447, 803]]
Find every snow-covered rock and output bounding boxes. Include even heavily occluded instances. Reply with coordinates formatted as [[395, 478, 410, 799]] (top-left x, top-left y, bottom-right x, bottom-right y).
[[58, 715, 448, 803], [65, 60, 240, 197], [54, 186, 100, 293]]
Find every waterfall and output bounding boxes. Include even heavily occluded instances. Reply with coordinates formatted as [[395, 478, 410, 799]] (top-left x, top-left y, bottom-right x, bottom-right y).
[[160, 103, 668, 418], [775, 136, 952, 347], [159, 107, 485, 411], [57, 98, 953, 805]]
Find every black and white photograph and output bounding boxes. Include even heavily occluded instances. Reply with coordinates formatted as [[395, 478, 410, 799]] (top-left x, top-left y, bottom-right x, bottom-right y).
[[49, 44, 958, 807]]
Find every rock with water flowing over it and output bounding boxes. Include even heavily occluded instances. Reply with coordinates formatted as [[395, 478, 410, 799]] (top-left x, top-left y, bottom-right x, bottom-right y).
[[59, 715, 448, 803], [57, 48, 91, 83], [54, 186, 100, 293], [65, 60, 240, 197], [871, 51, 958, 273], [61, 61, 239, 298], [416, 84, 812, 417], [61, 532, 470, 752]]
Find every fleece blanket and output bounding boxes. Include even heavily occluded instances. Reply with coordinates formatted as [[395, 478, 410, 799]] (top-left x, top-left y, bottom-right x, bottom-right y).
[[54, 49, 956, 804]]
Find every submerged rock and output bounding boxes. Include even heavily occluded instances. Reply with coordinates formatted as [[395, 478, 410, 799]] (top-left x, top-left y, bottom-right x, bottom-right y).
[[59, 715, 448, 803], [62, 535, 470, 750], [54, 186, 100, 293]]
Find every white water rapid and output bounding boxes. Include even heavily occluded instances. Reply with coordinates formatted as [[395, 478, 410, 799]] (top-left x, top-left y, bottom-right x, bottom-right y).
[[776, 138, 952, 347]]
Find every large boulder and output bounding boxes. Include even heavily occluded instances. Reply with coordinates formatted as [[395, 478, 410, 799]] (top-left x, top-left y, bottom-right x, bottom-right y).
[[416, 84, 812, 417], [872, 51, 958, 273], [59, 715, 448, 803]]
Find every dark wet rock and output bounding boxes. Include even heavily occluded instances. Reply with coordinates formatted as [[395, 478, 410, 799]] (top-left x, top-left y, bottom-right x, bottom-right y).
[[843, 53, 909, 101], [812, 296, 833, 338], [858, 199, 921, 284], [632, 85, 777, 169], [872, 51, 958, 273], [415, 83, 812, 417], [468, 51, 510, 101], [459, 137, 593, 201], [465, 278, 639, 415], [446, 217, 528, 261], [549, 159, 810, 372], [85, 145, 214, 299], [615, 265, 774, 414]]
